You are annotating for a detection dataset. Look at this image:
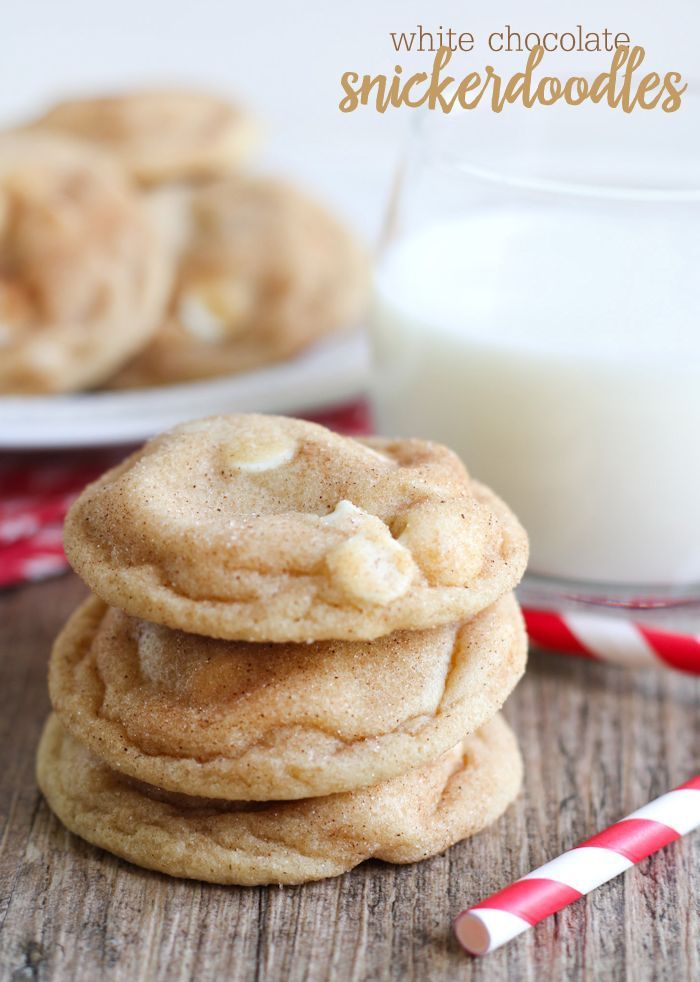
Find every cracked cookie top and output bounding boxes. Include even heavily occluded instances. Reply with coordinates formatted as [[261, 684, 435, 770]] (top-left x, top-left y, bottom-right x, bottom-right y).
[[28, 89, 256, 186], [49, 593, 526, 799], [64, 414, 529, 641]]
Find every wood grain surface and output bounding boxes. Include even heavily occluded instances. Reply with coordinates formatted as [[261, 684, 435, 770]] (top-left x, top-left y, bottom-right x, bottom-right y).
[[0, 574, 698, 982]]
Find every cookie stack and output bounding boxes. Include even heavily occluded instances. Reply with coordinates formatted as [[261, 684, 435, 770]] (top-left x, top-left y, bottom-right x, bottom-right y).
[[37, 414, 529, 885]]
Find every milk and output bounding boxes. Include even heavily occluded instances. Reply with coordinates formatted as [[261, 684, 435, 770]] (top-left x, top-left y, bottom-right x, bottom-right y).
[[371, 206, 700, 585]]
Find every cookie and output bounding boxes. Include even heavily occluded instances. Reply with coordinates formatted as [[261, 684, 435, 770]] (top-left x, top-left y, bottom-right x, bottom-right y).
[[49, 593, 526, 799], [108, 176, 367, 387], [64, 415, 529, 641], [37, 713, 522, 885], [28, 90, 255, 186], [0, 131, 171, 394]]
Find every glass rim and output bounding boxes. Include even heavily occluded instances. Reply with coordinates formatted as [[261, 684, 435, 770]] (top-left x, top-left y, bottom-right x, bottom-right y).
[[443, 160, 700, 203], [408, 96, 700, 203], [519, 571, 700, 610]]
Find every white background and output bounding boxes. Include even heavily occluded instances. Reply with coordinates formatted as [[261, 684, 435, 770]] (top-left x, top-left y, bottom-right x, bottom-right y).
[[3, 1, 698, 240]]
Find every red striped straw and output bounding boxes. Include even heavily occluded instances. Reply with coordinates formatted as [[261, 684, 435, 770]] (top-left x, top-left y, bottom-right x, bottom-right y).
[[523, 607, 700, 675], [454, 776, 700, 956]]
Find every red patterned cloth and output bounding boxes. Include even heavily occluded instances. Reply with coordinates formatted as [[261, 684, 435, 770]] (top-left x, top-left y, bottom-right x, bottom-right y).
[[0, 400, 372, 589]]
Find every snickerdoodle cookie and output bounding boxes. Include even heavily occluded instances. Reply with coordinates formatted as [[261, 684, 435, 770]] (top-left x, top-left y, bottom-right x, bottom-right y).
[[0, 132, 171, 394], [28, 90, 255, 186], [37, 713, 522, 885], [108, 176, 367, 387], [64, 415, 529, 641], [49, 593, 526, 799]]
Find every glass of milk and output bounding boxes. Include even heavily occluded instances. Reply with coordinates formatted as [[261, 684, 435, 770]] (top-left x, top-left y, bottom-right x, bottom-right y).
[[371, 100, 700, 603]]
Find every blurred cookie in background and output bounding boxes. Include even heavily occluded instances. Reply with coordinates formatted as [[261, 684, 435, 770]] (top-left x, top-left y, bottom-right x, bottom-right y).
[[0, 131, 172, 394], [27, 89, 256, 186], [4, 89, 367, 395], [109, 176, 368, 387]]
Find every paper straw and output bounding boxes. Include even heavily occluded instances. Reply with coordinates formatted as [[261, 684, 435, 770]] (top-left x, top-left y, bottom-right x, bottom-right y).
[[522, 607, 700, 675], [454, 776, 700, 956]]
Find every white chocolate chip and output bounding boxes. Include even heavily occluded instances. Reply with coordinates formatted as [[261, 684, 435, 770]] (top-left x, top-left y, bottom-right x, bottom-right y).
[[178, 278, 254, 342], [225, 433, 298, 472], [178, 292, 228, 342], [398, 503, 486, 586], [323, 501, 417, 605], [326, 532, 415, 605], [321, 500, 392, 537], [320, 500, 367, 530]]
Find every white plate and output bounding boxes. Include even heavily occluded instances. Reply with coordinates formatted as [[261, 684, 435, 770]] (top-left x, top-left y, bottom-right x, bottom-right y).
[[0, 332, 370, 450]]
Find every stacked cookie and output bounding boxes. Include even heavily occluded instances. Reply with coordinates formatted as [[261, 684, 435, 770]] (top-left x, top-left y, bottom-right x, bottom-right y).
[[37, 414, 529, 885]]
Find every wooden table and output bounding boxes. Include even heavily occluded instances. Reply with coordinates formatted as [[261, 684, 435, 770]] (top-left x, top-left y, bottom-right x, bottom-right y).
[[1, 574, 698, 981]]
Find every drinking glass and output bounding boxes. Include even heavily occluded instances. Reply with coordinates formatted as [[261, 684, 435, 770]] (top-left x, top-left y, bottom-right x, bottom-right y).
[[370, 98, 700, 616]]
